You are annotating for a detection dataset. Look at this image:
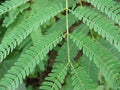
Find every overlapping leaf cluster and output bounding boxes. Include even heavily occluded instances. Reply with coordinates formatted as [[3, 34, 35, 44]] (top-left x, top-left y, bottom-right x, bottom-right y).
[[0, 0, 120, 90]]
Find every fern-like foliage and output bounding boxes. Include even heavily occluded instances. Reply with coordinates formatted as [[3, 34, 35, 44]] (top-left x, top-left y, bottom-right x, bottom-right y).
[[40, 40, 78, 90], [2, 3, 30, 27], [71, 64, 97, 90], [71, 6, 120, 51], [70, 31, 120, 89], [0, 0, 120, 90], [81, 55, 99, 85], [0, 1, 64, 62], [40, 63, 68, 90], [0, 0, 29, 16], [0, 31, 63, 90], [40, 23, 97, 90], [83, 0, 120, 25], [46, 14, 78, 34], [98, 38, 120, 60]]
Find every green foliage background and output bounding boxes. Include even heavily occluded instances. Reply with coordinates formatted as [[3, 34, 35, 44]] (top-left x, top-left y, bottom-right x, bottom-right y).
[[0, 0, 120, 90]]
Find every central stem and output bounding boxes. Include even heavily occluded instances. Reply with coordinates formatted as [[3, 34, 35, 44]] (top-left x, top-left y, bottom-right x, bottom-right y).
[[66, 0, 71, 63]]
